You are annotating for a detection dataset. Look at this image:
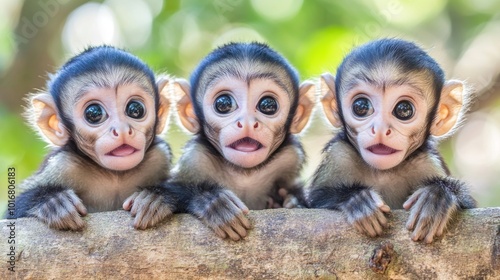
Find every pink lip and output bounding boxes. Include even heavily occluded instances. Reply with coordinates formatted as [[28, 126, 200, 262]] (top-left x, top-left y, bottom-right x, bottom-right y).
[[106, 144, 138, 157], [228, 137, 263, 152], [367, 144, 399, 155]]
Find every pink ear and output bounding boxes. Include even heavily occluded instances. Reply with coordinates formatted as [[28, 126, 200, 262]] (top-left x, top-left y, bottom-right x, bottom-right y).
[[290, 81, 316, 134], [320, 73, 342, 128], [173, 79, 199, 133], [29, 93, 69, 146], [155, 76, 172, 134], [431, 80, 465, 137]]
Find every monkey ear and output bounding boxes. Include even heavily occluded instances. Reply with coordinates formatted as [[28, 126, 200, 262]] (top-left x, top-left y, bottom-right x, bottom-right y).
[[431, 80, 465, 137], [173, 79, 200, 133], [290, 81, 316, 134], [29, 93, 69, 146], [320, 73, 342, 128], [155, 76, 172, 134]]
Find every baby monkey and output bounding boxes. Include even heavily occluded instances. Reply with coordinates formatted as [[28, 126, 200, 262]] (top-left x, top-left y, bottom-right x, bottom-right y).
[[308, 38, 476, 243], [124, 42, 315, 240], [6, 46, 173, 230]]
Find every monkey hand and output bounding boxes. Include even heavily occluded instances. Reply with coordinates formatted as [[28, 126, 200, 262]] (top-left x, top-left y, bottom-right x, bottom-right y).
[[123, 189, 174, 230], [190, 189, 251, 241], [30, 189, 87, 231], [267, 188, 302, 209], [403, 182, 459, 243], [340, 188, 391, 237]]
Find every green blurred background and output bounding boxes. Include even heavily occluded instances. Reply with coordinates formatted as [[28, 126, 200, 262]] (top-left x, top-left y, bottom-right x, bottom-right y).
[[1, 0, 499, 214]]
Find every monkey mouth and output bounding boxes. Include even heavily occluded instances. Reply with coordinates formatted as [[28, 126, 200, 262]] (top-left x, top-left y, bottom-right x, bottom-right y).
[[367, 144, 399, 155], [106, 144, 138, 157], [228, 137, 263, 152]]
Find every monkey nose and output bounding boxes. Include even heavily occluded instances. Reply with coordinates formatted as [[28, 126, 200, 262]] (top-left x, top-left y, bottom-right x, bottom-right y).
[[236, 121, 259, 129], [371, 126, 391, 136], [112, 126, 133, 137]]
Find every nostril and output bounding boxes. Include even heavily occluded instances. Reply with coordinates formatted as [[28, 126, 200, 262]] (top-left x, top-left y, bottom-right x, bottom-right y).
[[254, 122, 258, 128], [237, 121, 242, 128], [113, 129, 118, 137], [386, 129, 391, 136], [128, 127, 133, 135]]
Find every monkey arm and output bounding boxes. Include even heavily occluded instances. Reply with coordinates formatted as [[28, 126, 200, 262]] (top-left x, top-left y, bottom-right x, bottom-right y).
[[403, 176, 477, 243], [184, 182, 251, 241], [307, 139, 391, 237], [309, 183, 390, 237], [5, 150, 88, 230], [9, 183, 87, 230]]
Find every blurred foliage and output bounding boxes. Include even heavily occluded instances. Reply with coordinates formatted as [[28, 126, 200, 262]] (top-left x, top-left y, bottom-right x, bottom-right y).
[[1, 0, 500, 214]]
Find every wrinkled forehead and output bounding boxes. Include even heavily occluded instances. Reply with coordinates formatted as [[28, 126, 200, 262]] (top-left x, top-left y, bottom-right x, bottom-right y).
[[195, 58, 297, 98], [339, 61, 437, 102]]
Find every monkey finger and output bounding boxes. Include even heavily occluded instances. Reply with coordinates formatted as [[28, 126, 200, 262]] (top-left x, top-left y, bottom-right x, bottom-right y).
[[222, 191, 249, 214], [213, 226, 228, 239], [229, 219, 248, 239], [405, 198, 426, 230], [221, 224, 241, 241], [360, 218, 378, 237], [423, 220, 442, 244], [64, 190, 88, 216], [353, 222, 365, 234], [403, 188, 425, 210], [67, 214, 86, 231], [375, 209, 388, 228], [284, 194, 299, 209], [278, 188, 289, 198], [236, 213, 252, 229], [123, 192, 140, 211], [130, 191, 153, 216], [138, 200, 172, 230], [411, 216, 432, 242], [369, 191, 387, 210], [267, 197, 274, 209]]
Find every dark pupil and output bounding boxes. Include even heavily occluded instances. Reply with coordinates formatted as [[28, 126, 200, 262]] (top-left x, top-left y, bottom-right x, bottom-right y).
[[394, 101, 414, 120], [215, 95, 234, 114], [258, 97, 278, 115], [85, 104, 103, 124], [352, 98, 371, 117], [127, 101, 145, 119]]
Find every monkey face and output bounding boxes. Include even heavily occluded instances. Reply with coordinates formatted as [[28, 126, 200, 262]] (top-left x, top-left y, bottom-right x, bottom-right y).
[[69, 84, 156, 171], [341, 82, 432, 170], [202, 77, 291, 169]]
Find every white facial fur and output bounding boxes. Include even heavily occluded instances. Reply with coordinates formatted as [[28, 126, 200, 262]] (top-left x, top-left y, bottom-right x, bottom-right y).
[[341, 82, 431, 170], [202, 77, 292, 169], [70, 84, 156, 171]]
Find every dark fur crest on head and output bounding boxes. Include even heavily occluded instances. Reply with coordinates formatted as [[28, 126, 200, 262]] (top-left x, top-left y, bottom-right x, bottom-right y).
[[189, 42, 301, 133], [335, 38, 446, 136], [47, 45, 159, 133]]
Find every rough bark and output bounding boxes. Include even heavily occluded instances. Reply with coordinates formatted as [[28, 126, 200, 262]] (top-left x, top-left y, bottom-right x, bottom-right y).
[[1, 208, 499, 279]]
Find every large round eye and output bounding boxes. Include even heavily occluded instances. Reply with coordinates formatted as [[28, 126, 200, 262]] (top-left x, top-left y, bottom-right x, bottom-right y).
[[126, 100, 146, 119], [84, 104, 107, 124], [393, 100, 414, 121], [352, 97, 373, 118], [214, 94, 237, 114], [257, 96, 278, 115]]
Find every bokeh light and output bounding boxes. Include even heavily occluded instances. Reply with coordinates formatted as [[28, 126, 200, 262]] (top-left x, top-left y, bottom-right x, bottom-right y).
[[62, 3, 120, 53], [250, 0, 303, 21], [453, 111, 500, 191]]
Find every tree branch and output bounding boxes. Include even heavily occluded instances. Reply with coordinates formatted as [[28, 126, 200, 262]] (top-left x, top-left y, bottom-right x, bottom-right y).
[[1, 208, 499, 279]]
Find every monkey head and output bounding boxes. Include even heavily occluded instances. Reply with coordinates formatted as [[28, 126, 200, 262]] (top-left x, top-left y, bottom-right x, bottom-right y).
[[27, 46, 171, 171], [320, 39, 467, 170], [175, 42, 315, 169]]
